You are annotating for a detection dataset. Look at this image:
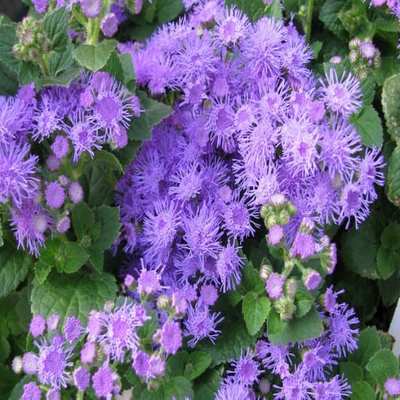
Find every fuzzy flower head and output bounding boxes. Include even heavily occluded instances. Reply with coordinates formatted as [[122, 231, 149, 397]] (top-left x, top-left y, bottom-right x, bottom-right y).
[[228, 351, 262, 386], [92, 363, 115, 398], [0, 142, 38, 206], [320, 69, 362, 117], [22, 382, 41, 400], [215, 7, 249, 46], [160, 320, 182, 355], [137, 264, 163, 296], [215, 379, 252, 400]]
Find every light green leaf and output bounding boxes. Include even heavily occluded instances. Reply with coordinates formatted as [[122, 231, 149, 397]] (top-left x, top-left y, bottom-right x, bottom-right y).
[[71, 202, 96, 243], [366, 349, 399, 386], [382, 74, 400, 143], [339, 362, 364, 384], [31, 271, 117, 324], [350, 327, 382, 367], [350, 381, 376, 400], [73, 39, 117, 72], [377, 247, 400, 280], [387, 146, 400, 207], [242, 291, 271, 336], [43, 7, 69, 51], [351, 105, 383, 147]]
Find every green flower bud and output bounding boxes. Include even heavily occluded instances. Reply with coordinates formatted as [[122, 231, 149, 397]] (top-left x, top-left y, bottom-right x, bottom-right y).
[[285, 278, 298, 299], [260, 264, 272, 281], [274, 296, 296, 321]]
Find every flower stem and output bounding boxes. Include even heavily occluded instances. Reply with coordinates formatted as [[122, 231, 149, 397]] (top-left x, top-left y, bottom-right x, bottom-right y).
[[76, 391, 84, 400], [305, 0, 314, 42]]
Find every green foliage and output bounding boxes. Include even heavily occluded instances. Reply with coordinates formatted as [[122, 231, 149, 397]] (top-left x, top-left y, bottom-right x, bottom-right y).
[[242, 291, 271, 335], [351, 105, 383, 147], [128, 91, 173, 141], [267, 308, 323, 344], [350, 381, 376, 400], [382, 74, 400, 143], [31, 271, 117, 324], [43, 7, 69, 51], [387, 146, 400, 207], [366, 349, 399, 385], [73, 39, 117, 72]]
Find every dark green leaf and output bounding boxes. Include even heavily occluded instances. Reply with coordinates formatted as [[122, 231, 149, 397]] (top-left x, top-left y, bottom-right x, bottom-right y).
[[295, 289, 314, 318], [382, 74, 400, 143], [381, 223, 400, 250], [73, 40, 117, 72], [102, 50, 124, 82], [157, 0, 183, 23], [184, 352, 212, 381], [339, 362, 364, 384], [319, 0, 346, 36], [72, 202, 96, 243], [193, 369, 222, 400], [350, 381, 376, 400], [387, 146, 400, 207], [119, 53, 136, 91], [0, 248, 32, 298], [351, 105, 383, 147], [128, 91, 172, 141], [31, 271, 117, 324], [376, 247, 400, 280], [242, 291, 271, 336], [267, 308, 323, 345], [0, 16, 19, 74], [379, 274, 400, 307], [225, 0, 268, 20]]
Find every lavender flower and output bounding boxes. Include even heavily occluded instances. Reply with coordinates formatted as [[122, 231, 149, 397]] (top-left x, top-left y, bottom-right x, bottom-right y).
[[22, 382, 41, 400], [73, 366, 90, 391], [30, 314, 46, 337], [385, 377, 400, 396], [215, 379, 252, 400], [101, 13, 119, 37], [45, 182, 65, 209], [160, 320, 182, 355], [92, 363, 115, 398], [81, 0, 102, 18]]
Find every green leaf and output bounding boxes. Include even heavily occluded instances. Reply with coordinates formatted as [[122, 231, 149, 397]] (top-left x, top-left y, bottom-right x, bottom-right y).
[[387, 146, 400, 207], [341, 214, 380, 279], [58, 242, 89, 274], [43, 7, 69, 51], [382, 74, 400, 143], [73, 40, 117, 72], [128, 91, 172, 140], [0, 365, 19, 399], [350, 381, 376, 400], [8, 376, 32, 400], [157, 0, 184, 23], [0, 16, 19, 74], [377, 247, 400, 280], [295, 289, 314, 318], [198, 319, 256, 366], [379, 274, 400, 307], [184, 352, 212, 381], [81, 150, 123, 207], [93, 206, 121, 250], [0, 248, 32, 298], [339, 362, 364, 384], [193, 369, 222, 400], [351, 105, 383, 147], [242, 291, 271, 336], [225, 0, 268, 20], [319, 0, 346, 37], [267, 308, 323, 345], [365, 349, 399, 386], [381, 223, 400, 250], [102, 50, 124, 82], [119, 53, 136, 91], [31, 271, 117, 324], [72, 202, 96, 243], [163, 377, 193, 400], [350, 327, 382, 367]]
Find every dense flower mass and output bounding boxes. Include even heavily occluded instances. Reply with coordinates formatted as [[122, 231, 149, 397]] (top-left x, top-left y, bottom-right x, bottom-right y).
[[0, 72, 140, 255], [215, 288, 358, 399], [116, 1, 384, 301]]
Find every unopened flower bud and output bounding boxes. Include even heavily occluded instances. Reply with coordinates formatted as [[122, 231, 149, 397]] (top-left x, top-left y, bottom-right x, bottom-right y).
[[259, 264, 272, 281], [104, 301, 115, 313], [259, 378, 271, 394], [12, 356, 23, 374], [275, 297, 296, 321], [157, 295, 171, 310], [285, 278, 298, 299]]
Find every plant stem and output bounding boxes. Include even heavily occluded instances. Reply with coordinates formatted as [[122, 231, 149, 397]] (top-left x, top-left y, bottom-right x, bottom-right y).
[[305, 0, 314, 42], [76, 391, 84, 400]]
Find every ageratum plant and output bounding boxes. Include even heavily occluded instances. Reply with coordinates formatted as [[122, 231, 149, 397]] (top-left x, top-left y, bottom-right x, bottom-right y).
[[2, 0, 400, 399]]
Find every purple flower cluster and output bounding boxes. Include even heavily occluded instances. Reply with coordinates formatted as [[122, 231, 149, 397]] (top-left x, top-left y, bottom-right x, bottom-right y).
[[1, 72, 140, 255], [16, 263, 224, 398], [216, 287, 359, 399], [116, 2, 384, 310], [370, 0, 400, 18]]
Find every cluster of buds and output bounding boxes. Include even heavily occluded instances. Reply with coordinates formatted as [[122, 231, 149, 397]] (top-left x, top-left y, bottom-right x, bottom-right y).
[[13, 17, 50, 66], [259, 195, 337, 321], [349, 38, 381, 80]]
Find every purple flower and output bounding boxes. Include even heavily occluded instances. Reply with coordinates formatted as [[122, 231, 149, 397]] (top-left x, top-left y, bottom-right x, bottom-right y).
[[312, 376, 351, 400], [328, 303, 359, 357], [51, 136, 69, 159], [92, 364, 115, 398], [303, 270, 322, 291], [132, 351, 151, 380], [22, 382, 41, 400], [385, 377, 400, 396], [256, 340, 291, 377], [81, 0, 102, 18], [301, 345, 336, 381], [45, 182, 65, 209], [80, 341, 96, 364], [37, 339, 73, 388], [68, 181, 84, 204], [32, 0, 48, 13], [267, 225, 284, 246], [47, 155, 60, 171], [46, 389, 61, 400], [87, 311, 103, 341], [320, 69, 362, 117], [291, 232, 316, 260], [97, 300, 141, 361], [73, 366, 90, 391], [137, 265, 163, 296], [47, 314, 60, 331], [32, 95, 63, 142], [274, 368, 312, 400], [0, 142, 38, 206], [215, 379, 252, 400], [199, 284, 218, 306], [22, 352, 38, 375], [228, 351, 261, 386], [215, 7, 249, 46], [216, 243, 244, 292], [184, 305, 223, 347], [30, 314, 46, 337], [56, 216, 71, 233], [160, 320, 182, 355], [63, 316, 82, 343], [101, 13, 119, 37], [266, 273, 285, 300]]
